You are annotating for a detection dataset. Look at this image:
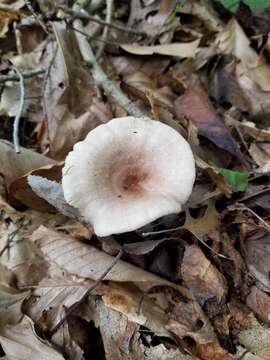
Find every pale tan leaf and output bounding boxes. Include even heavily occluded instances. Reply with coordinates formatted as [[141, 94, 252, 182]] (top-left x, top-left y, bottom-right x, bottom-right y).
[[238, 318, 270, 360], [52, 319, 84, 360], [0, 264, 30, 326], [32, 226, 181, 287], [101, 283, 171, 337], [0, 316, 64, 360], [249, 144, 270, 174], [182, 245, 227, 304], [25, 276, 91, 331], [121, 40, 200, 58], [0, 0, 24, 10], [10, 165, 63, 212], [216, 19, 270, 92], [0, 140, 55, 188]]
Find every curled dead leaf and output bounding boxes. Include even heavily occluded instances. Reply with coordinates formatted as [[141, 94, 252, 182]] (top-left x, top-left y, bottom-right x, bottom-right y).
[[182, 245, 227, 305], [174, 77, 246, 165]]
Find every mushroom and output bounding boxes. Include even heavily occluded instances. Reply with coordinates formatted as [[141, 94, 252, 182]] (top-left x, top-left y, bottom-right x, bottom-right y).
[[62, 116, 195, 236]]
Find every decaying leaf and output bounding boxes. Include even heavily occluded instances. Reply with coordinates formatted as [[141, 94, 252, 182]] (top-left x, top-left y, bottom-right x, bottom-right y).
[[247, 286, 270, 324], [0, 316, 64, 359], [1, 1, 270, 358], [26, 174, 81, 218], [244, 231, 270, 292], [238, 316, 270, 360], [42, 22, 112, 159], [31, 226, 184, 288], [10, 164, 63, 212], [184, 201, 221, 241], [174, 77, 245, 164], [182, 245, 227, 305], [0, 265, 30, 326], [216, 19, 270, 91], [121, 40, 200, 58], [0, 140, 55, 189], [25, 276, 92, 331]]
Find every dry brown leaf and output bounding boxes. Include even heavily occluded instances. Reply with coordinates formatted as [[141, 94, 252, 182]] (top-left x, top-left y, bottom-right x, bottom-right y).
[[0, 316, 64, 360], [121, 40, 200, 58], [225, 117, 270, 142], [0, 9, 20, 38], [0, 265, 30, 326], [110, 56, 170, 77], [127, 0, 177, 38], [51, 319, 84, 360], [238, 316, 270, 360], [182, 245, 227, 305], [80, 296, 142, 360], [25, 276, 91, 331], [249, 143, 270, 174], [195, 157, 232, 197], [0, 219, 48, 287], [174, 77, 245, 164], [42, 23, 112, 159], [165, 290, 234, 360], [31, 226, 184, 288], [184, 201, 221, 241], [0, 0, 24, 10], [216, 19, 270, 92], [0, 140, 55, 189], [10, 163, 63, 212], [245, 231, 270, 292], [209, 67, 250, 112], [247, 286, 270, 324], [101, 282, 172, 337]]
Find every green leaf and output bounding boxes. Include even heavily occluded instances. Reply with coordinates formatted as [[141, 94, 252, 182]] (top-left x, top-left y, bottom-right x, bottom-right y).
[[217, 0, 239, 12], [243, 0, 270, 10], [211, 163, 249, 192], [216, 0, 270, 12]]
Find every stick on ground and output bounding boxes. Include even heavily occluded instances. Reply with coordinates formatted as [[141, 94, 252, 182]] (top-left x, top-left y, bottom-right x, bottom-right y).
[[12, 68, 25, 153]]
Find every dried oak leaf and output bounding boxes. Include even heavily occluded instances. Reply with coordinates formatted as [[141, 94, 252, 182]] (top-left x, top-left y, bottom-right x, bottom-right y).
[[247, 286, 270, 325], [209, 65, 250, 112], [181, 245, 227, 306], [174, 77, 245, 163], [0, 140, 55, 189], [31, 226, 182, 288], [0, 316, 64, 360], [42, 22, 112, 160], [244, 231, 270, 292], [10, 163, 63, 212]]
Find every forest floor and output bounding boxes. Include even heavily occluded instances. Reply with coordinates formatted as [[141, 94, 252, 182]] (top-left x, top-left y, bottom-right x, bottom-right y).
[[0, 1, 270, 359]]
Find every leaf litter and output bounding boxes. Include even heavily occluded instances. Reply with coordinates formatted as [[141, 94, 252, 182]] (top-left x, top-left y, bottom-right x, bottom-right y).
[[0, 0, 270, 359]]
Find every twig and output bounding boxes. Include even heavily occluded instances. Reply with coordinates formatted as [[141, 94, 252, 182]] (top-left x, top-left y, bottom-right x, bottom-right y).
[[72, 4, 145, 117], [0, 69, 45, 84], [24, 0, 49, 34], [42, 43, 58, 141], [0, 227, 20, 258], [13, 22, 23, 55], [50, 248, 123, 335], [12, 68, 25, 153], [96, 0, 113, 59], [59, 6, 146, 37], [68, 24, 120, 46]]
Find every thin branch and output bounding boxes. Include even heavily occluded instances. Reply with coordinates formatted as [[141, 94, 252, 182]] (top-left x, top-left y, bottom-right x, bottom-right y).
[[59, 6, 146, 37], [72, 13, 145, 117], [42, 43, 58, 141], [50, 248, 123, 335], [96, 0, 113, 59], [12, 68, 25, 154], [0, 69, 45, 84], [13, 22, 23, 55]]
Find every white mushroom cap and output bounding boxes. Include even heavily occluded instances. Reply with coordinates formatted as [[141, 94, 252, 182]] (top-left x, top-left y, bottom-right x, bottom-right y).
[[62, 117, 195, 237]]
